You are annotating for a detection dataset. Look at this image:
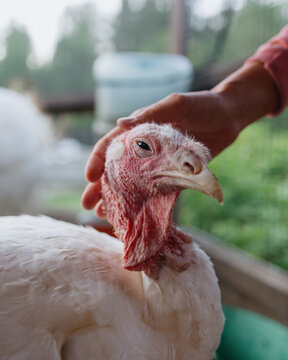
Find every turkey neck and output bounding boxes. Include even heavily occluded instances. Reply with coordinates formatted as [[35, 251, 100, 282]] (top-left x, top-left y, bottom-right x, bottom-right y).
[[101, 170, 184, 274], [101, 171, 144, 237]]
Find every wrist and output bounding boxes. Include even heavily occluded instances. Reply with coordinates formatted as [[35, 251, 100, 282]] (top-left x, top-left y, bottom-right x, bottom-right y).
[[212, 61, 280, 130]]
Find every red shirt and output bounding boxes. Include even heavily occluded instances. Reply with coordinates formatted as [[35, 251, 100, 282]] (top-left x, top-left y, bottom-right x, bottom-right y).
[[246, 26, 288, 114]]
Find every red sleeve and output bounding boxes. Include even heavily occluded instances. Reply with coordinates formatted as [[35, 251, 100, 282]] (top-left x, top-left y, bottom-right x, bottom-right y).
[[246, 26, 288, 115]]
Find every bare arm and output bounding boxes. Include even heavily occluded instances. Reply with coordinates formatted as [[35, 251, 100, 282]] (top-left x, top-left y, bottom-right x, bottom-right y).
[[82, 60, 279, 211]]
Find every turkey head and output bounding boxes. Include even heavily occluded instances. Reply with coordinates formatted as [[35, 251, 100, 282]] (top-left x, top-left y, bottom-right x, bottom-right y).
[[98, 124, 222, 276]]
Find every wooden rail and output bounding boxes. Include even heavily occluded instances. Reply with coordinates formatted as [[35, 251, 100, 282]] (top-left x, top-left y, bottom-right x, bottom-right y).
[[188, 227, 288, 327], [40, 92, 94, 114]]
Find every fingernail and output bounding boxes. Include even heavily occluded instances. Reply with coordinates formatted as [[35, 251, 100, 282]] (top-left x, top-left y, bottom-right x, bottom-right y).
[[117, 117, 136, 126]]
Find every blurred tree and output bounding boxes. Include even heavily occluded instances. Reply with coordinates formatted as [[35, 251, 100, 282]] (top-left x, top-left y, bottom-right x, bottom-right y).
[[186, 0, 287, 68], [219, 0, 287, 62], [205, 0, 234, 65], [0, 25, 31, 90], [33, 2, 98, 96], [1, 0, 286, 98], [114, 0, 171, 52]]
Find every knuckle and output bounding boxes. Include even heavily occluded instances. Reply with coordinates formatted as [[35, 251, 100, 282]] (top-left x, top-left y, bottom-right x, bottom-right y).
[[168, 92, 185, 106]]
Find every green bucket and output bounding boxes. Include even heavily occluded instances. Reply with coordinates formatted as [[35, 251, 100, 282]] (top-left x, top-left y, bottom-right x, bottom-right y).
[[214, 305, 288, 360]]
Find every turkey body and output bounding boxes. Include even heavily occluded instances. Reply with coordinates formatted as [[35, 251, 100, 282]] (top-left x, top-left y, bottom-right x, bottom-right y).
[[0, 215, 224, 360], [0, 88, 53, 215]]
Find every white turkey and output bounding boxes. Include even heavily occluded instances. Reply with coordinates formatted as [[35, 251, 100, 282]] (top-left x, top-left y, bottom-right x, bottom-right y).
[[0, 123, 224, 360], [0, 87, 52, 215]]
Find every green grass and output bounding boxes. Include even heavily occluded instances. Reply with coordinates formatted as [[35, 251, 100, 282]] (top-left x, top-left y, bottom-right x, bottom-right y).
[[179, 119, 288, 271], [44, 189, 83, 213]]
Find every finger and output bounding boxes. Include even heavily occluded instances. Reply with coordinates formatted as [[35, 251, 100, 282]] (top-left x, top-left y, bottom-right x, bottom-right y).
[[85, 153, 105, 183], [85, 126, 125, 182], [117, 105, 152, 128], [120, 94, 186, 128], [130, 106, 149, 117], [144, 262, 161, 280], [81, 181, 102, 210], [95, 199, 106, 219], [163, 250, 190, 272], [117, 116, 152, 129], [178, 230, 193, 244], [117, 117, 137, 128], [117, 111, 160, 129]]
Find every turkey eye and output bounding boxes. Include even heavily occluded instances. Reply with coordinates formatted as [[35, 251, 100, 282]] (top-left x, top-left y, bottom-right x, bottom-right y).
[[134, 139, 153, 158], [137, 141, 151, 151]]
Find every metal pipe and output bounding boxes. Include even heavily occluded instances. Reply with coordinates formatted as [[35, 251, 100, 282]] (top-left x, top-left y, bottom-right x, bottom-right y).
[[171, 0, 186, 55]]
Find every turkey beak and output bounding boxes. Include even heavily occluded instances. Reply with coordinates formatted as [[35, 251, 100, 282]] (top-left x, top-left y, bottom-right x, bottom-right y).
[[154, 152, 223, 204], [183, 164, 223, 204]]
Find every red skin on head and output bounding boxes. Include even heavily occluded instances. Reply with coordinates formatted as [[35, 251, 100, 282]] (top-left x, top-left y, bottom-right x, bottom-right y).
[[100, 124, 203, 277]]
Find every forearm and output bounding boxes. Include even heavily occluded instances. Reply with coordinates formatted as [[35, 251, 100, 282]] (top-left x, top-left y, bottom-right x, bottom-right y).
[[246, 25, 288, 113], [212, 61, 280, 132], [213, 26, 288, 134]]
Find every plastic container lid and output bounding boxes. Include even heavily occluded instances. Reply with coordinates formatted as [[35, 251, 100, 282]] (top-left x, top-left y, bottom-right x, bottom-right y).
[[215, 305, 288, 360], [93, 52, 193, 86]]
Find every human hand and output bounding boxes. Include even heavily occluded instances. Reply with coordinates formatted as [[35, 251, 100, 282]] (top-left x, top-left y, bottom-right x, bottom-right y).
[[81, 90, 234, 212], [82, 62, 279, 212]]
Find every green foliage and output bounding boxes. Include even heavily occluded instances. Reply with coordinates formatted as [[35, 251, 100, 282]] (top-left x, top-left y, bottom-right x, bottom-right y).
[[0, 25, 31, 88], [186, 28, 216, 67], [219, 0, 287, 62], [44, 189, 83, 213], [64, 113, 95, 144], [186, 0, 287, 67], [32, 3, 97, 96], [114, 0, 171, 52], [179, 119, 288, 270]]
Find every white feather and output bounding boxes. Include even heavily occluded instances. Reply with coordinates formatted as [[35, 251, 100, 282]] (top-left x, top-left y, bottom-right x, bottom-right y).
[[0, 215, 224, 360], [0, 88, 53, 215]]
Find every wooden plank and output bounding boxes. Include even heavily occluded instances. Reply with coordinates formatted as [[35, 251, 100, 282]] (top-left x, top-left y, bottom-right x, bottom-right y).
[[187, 227, 288, 326], [40, 93, 94, 114]]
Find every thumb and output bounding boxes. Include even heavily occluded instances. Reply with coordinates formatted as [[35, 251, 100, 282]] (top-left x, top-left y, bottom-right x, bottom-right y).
[[117, 93, 186, 128], [117, 106, 151, 127], [117, 116, 138, 128]]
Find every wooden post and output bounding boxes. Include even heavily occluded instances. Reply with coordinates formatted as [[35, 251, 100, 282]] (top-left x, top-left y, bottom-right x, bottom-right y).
[[171, 0, 187, 55]]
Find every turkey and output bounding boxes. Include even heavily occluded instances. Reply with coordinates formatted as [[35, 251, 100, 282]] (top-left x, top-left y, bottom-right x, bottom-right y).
[[0, 87, 53, 215], [0, 123, 224, 360]]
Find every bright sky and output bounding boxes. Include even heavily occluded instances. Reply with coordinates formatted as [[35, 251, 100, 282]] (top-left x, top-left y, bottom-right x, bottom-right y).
[[0, 0, 229, 64], [0, 0, 121, 63]]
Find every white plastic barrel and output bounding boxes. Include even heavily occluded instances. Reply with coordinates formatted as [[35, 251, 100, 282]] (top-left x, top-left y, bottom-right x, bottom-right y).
[[93, 52, 193, 135]]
